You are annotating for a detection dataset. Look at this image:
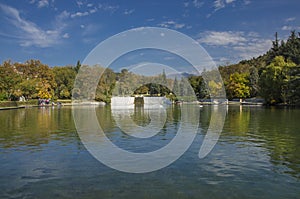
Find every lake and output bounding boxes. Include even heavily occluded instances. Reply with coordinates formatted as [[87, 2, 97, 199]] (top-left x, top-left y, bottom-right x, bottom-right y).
[[0, 105, 299, 199]]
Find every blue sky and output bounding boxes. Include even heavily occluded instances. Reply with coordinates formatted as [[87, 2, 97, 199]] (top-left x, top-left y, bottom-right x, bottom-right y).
[[0, 0, 299, 68]]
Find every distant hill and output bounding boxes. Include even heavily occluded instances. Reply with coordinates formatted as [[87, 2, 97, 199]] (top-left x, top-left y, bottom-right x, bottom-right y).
[[231, 31, 300, 69], [216, 31, 300, 104]]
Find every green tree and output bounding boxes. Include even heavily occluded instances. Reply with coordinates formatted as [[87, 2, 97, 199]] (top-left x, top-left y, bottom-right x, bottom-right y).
[[208, 80, 223, 98], [266, 31, 300, 65], [249, 66, 259, 97], [0, 61, 21, 100], [172, 76, 180, 98], [179, 77, 188, 97], [134, 85, 149, 95], [259, 56, 296, 104], [188, 75, 208, 99], [282, 31, 300, 64], [13, 60, 56, 99], [18, 78, 39, 100], [287, 65, 300, 104], [158, 69, 169, 96], [95, 68, 116, 103], [75, 60, 81, 73], [53, 66, 76, 99]]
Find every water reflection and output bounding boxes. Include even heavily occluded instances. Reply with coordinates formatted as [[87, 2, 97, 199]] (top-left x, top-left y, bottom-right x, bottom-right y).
[[221, 106, 300, 179], [112, 106, 167, 138], [0, 105, 299, 198], [74, 104, 200, 173], [0, 107, 76, 150]]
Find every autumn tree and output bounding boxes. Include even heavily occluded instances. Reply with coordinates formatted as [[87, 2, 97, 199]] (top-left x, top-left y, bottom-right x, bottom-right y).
[[226, 72, 250, 102]]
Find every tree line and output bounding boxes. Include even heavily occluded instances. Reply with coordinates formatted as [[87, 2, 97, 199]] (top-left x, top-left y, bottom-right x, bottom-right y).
[[0, 60, 78, 101], [0, 31, 299, 105], [189, 31, 300, 105]]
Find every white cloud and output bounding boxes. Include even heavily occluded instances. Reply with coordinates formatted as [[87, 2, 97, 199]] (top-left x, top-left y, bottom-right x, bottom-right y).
[[244, 0, 251, 5], [72, 2, 120, 18], [183, 0, 204, 8], [225, 0, 235, 3], [131, 27, 147, 32], [124, 9, 135, 15], [0, 4, 68, 47], [281, 25, 300, 31], [213, 0, 238, 11], [56, 10, 70, 22], [247, 31, 259, 37], [76, 1, 84, 8], [29, 0, 52, 9], [175, 23, 185, 29], [232, 39, 271, 60], [198, 31, 246, 45], [219, 57, 231, 62], [158, 21, 185, 29], [81, 24, 100, 36], [98, 3, 119, 13], [46, 30, 58, 35], [193, 0, 204, 8], [285, 17, 296, 22], [62, 33, 69, 38], [214, 0, 225, 11], [71, 4, 100, 17], [282, 26, 292, 31], [89, 7, 98, 14], [198, 30, 272, 61], [37, 0, 49, 8], [70, 11, 89, 18]]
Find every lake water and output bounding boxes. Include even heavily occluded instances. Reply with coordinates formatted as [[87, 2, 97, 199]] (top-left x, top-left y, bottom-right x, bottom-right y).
[[0, 105, 299, 199]]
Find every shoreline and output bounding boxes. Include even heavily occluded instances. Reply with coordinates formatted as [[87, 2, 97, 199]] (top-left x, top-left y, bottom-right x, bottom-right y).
[[1, 100, 299, 110]]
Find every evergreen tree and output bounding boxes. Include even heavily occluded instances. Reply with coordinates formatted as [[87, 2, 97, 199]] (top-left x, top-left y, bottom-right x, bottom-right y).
[[249, 66, 259, 97], [75, 60, 81, 73], [288, 65, 300, 104], [172, 76, 180, 98]]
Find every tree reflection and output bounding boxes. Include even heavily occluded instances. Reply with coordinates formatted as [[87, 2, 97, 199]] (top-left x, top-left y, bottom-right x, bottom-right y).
[[0, 107, 76, 150], [223, 106, 300, 179]]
